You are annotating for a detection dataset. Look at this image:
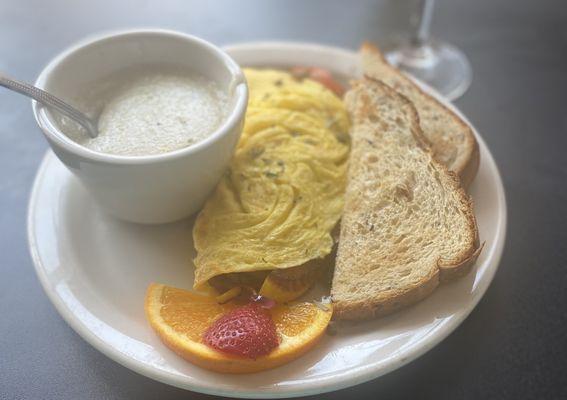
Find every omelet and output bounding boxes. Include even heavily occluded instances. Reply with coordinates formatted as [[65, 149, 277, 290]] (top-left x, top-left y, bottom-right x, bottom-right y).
[[193, 69, 350, 293]]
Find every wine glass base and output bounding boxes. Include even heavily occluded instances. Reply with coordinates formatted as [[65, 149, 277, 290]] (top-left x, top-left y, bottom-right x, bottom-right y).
[[386, 40, 472, 101]]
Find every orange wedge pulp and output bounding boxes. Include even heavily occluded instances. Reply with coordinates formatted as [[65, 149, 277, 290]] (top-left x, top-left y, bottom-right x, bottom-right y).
[[145, 283, 332, 373]]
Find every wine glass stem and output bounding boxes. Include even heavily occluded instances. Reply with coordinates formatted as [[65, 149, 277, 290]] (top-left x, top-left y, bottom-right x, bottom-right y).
[[412, 0, 435, 47]]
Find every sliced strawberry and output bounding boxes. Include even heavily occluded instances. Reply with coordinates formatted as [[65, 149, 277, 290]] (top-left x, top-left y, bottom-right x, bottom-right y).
[[290, 66, 345, 97], [203, 303, 279, 359]]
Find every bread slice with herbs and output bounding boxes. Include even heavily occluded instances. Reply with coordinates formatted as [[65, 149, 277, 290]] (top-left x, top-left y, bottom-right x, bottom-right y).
[[331, 77, 481, 320], [360, 42, 479, 188]]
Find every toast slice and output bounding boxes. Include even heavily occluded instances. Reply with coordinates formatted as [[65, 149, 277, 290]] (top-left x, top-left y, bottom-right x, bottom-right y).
[[331, 78, 481, 320], [361, 42, 479, 188]]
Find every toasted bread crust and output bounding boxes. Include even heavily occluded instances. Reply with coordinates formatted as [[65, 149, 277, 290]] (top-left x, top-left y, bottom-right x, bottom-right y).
[[360, 42, 479, 188], [333, 268, 439, 320], [333, 242, 482, 320], [332, 79, 481, 321]]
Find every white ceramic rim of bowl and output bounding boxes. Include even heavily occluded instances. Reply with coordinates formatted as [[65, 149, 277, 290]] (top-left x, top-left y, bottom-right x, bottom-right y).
[[31, 28, 248, 165], [27, 41, 507, 398]]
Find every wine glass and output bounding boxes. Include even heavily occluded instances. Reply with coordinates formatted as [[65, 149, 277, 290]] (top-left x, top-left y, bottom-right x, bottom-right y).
[[386, 0, 472, 101]]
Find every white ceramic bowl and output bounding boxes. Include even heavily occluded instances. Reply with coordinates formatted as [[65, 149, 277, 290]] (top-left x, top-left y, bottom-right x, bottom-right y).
[[32, 29, 248, 224]]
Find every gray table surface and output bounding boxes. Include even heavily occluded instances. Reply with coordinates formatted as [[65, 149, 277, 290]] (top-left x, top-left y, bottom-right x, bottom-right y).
[[1, 0, 566, 399]]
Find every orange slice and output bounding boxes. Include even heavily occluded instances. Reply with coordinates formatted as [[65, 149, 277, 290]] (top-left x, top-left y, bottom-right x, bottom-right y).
[[145, 283, 332, 373]]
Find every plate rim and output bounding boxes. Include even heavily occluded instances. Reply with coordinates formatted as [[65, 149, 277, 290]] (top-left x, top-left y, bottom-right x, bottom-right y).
[[27, 41, 507, 398]]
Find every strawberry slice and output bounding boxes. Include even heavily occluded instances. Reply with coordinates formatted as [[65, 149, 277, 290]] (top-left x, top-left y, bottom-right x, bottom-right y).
[[290, 66, 345, 96], [203, 303, 279, 359]]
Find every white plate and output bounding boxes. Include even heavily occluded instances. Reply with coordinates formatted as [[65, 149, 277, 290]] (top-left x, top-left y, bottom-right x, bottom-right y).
[[27, 42, 507, 398]]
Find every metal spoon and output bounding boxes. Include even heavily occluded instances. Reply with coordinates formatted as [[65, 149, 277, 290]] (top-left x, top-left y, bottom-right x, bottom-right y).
[[0, 72, 98, 138]]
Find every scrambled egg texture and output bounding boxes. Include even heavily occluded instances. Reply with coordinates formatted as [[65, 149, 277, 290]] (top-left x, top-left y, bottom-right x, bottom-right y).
[[193, 69, 350, 288]]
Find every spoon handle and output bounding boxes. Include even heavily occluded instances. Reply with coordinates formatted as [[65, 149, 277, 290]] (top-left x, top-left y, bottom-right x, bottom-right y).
[[0, 72, 98, 138]]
